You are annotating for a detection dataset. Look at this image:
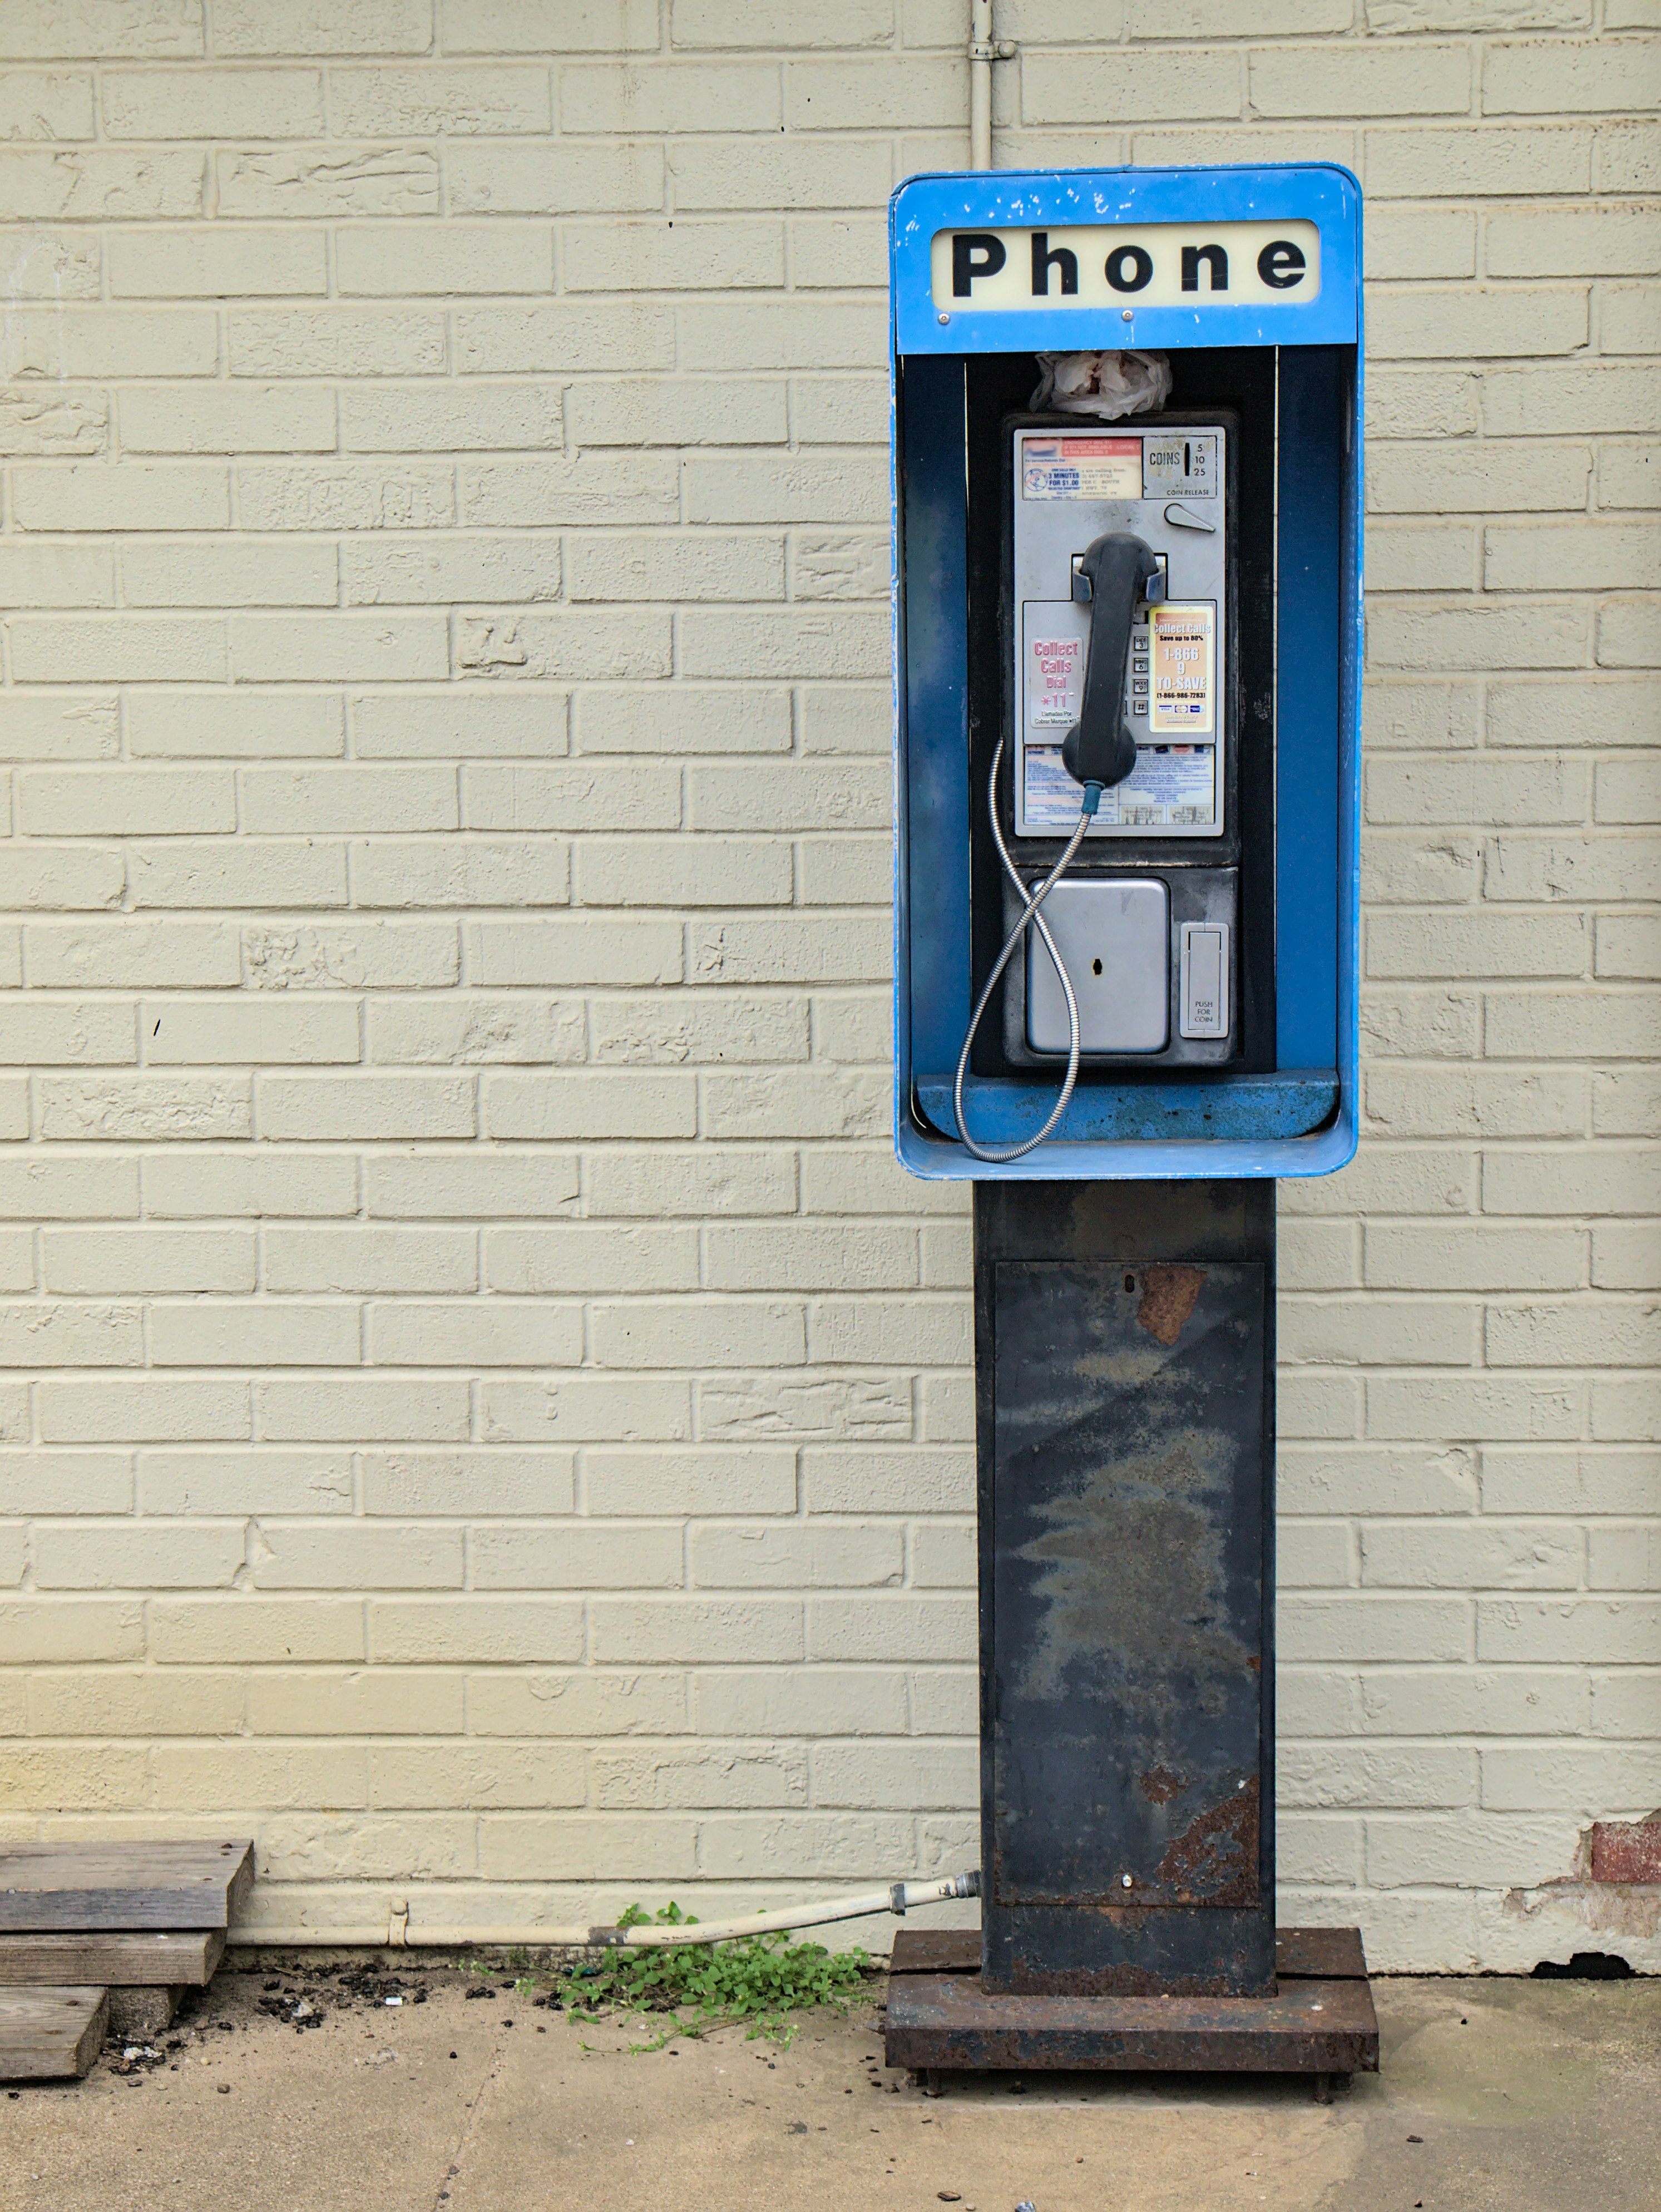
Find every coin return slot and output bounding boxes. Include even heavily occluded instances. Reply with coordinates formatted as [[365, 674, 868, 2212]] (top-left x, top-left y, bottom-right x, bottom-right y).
[[1179, 921, 1230, 1040]]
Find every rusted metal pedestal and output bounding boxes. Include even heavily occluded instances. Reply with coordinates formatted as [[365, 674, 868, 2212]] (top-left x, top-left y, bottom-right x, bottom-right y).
[[884, 1182, 1378, 2087], [886, 1927, 1378, 2090]]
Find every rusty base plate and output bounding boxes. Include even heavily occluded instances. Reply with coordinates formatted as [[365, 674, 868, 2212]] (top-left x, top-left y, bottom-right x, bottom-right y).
[[884, 1927, 1378, 2078]]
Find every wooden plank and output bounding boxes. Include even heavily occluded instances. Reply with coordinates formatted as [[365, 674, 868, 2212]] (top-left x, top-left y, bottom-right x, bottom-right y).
[[892, 1925, 1371, 1982], [885, 1971, 1380, 2076], [0, 1987, 108, 2081], [0, 1842, 253, 1932], [0, 1929, 223, 1986]]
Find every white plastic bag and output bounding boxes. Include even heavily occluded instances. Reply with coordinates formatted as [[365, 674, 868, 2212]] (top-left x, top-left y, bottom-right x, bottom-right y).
[[1030, 349, 1173, 422]]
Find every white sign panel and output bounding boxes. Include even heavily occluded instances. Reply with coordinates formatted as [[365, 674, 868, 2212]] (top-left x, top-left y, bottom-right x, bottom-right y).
[[1024, 743, 1215, 831], [931, 220, 1321, 313]]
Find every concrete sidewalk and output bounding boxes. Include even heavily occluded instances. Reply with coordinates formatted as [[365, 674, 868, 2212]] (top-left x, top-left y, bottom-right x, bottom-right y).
[[1, 1957, 1655, 2211]]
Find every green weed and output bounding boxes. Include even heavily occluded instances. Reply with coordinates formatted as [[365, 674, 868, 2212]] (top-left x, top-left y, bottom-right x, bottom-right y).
[[551, 1903, 874, 2047]]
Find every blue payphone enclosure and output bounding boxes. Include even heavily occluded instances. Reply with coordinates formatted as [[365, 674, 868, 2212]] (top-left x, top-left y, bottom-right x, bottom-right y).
[[891, 165, 1362, 1178]]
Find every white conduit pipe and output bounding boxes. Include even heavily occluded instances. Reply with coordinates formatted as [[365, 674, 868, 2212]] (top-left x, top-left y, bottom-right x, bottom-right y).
[[968, 0, 1014, 172], [235, 1870, 981, 1952], [970, 0, 993, 171]]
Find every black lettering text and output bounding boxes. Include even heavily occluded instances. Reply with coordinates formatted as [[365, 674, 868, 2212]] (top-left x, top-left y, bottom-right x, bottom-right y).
[[1104, 244, 1153, 294], [1181, 243, 1228, 293], [1257, 239, 1307, 290], [951, 231, 1007, 297], [1030, 230, 1079, 297]]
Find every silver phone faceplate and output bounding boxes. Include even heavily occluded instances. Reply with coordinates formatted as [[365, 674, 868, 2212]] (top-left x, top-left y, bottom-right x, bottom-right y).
[[1012, 423, 1228, 841]]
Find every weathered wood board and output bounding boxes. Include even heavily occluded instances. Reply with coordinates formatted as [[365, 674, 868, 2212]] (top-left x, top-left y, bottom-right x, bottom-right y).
[[0, 1842, 253, 1931], [0, 1986, 108, 2080], [0, 1929, 224, 1986]]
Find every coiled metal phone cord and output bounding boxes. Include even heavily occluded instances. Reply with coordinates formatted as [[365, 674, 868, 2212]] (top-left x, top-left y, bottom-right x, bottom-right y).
[[952, 737, 1100, 1163]]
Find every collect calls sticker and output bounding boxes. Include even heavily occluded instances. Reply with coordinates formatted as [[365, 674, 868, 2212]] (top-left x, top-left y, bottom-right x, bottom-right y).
[[1149, 603, 1214, 738]]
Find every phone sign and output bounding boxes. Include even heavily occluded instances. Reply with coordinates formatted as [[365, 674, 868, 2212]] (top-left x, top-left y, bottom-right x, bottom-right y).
[[931, 219, 1321, 312]]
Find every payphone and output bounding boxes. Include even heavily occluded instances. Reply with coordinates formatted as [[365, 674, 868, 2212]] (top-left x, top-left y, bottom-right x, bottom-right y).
[[893, 164, 1360, 1180], [884, 167, 1377, 2087], [956, 412, 1243, 1162]]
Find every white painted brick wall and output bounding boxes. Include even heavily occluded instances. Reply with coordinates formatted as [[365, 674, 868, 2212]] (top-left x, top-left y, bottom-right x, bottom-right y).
[[0, 2, 1655, 1971]]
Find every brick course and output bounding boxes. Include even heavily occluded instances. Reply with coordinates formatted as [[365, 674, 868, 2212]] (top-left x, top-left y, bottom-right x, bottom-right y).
[[0, 3, 1654, 1968]]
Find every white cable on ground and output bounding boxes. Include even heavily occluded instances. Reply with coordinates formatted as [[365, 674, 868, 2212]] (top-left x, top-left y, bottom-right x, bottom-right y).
[[235, 1870, 981, 1952]]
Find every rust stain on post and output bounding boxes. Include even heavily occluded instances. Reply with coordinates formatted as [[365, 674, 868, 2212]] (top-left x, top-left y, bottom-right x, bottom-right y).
[[1152, 1776, 1261, 1908], [1135, 1265, 1205, 1346]]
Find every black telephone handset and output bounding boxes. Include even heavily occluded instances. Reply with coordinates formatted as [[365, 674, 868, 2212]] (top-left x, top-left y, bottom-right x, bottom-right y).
[[1062, 532, 1164, 793]]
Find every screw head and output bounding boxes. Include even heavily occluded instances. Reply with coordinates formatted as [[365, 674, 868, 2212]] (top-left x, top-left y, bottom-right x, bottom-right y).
[[938, 312, 950, 325], [1120, 1873, 1133, 1889], [1121, 308, 1133, 322]]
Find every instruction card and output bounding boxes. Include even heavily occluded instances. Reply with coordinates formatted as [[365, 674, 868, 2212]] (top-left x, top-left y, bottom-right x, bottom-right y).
[[1024, 743, 1216, 830], [1022, 436, 1143, 501]]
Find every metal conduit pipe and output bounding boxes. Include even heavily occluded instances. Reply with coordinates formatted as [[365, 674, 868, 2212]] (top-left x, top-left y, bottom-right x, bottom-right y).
[[968, 0, 1014, 172], [235, 1870, 981, 1952]]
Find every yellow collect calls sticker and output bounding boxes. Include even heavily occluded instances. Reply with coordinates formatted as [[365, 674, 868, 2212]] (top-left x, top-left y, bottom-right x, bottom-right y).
[[1149, 603, 1214, 738]]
